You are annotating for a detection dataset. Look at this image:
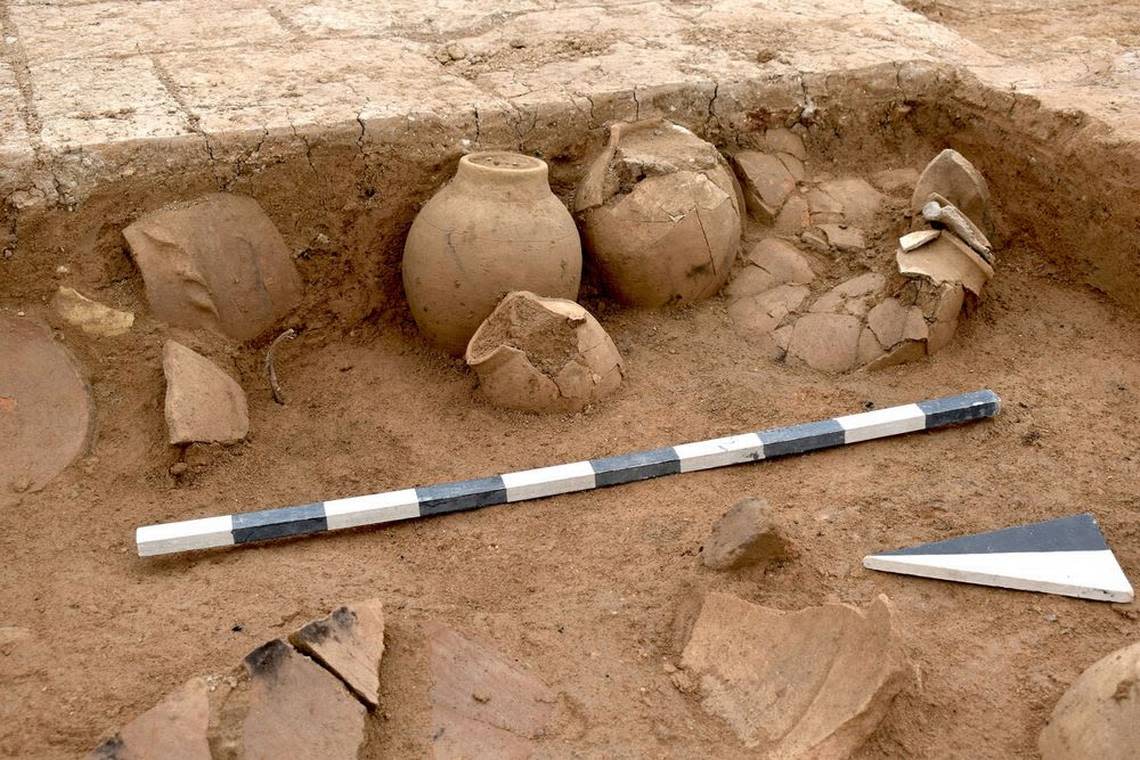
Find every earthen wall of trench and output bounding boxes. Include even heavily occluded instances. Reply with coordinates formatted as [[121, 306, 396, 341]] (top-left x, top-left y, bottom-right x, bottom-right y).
[[3, 62, 1139, 339]]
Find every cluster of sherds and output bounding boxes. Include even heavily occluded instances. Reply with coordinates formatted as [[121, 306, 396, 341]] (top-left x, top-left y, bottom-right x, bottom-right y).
[[724, 143, 993, 372], [91, 600, 385, 760], [574, 120, 743, 306], [465, 291, 624, 413], [90, 599, 560, 760]]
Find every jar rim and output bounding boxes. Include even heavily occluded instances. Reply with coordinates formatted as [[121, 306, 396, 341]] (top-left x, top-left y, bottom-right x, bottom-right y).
[[461, 151, 547, 174]]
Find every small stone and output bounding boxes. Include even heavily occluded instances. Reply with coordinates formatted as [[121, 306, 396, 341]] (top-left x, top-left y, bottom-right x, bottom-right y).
[[90, 677, 211, 760], [786, 313, 863, 372], [680, 593, 912, 756], [169, 462, 188, 477], [52, 287, 134, 337], [899, 229, 940, 252], [1039, 641, 1140, 760], [817, 224, 865, 253], [446, 41, 467, 60], [911, 149, 990, 232], [922, 200, 993, 261], [746, 239, 815, 284], [509, 37, 527, 48], [702, 497, 787, 571], [162, 341, 249, 445], [289, 600, 385, 708], [732, 152, 797, 222], [764, 127, 806, 160], [472, 690, 491, 703]]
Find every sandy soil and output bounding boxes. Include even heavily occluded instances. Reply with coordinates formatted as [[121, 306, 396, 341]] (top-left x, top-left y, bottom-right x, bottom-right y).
[[3, 3, 1140, 759]]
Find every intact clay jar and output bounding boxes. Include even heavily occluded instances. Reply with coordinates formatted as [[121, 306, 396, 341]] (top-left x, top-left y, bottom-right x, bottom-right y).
[[403, 152, 583, 354]]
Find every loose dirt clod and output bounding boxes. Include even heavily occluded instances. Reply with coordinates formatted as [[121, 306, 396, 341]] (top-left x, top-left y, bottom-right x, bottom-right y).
[[123, 193, 302, 342], [680, 593, 912, 757], [1039, 641, 1140, 760], [162, 341, 249, 445], [702, 496, 787, 570], [465, 291, 624, 413]]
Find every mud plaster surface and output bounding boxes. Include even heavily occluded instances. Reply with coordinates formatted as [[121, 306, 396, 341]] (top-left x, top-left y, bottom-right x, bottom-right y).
[[2, 1, 1140, 759]]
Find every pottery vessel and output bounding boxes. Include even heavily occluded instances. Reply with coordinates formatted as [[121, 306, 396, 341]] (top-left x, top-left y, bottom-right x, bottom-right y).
[[465, 291, 623, 413], [574, 120, 743, 307], [403, 152, 582, 354]]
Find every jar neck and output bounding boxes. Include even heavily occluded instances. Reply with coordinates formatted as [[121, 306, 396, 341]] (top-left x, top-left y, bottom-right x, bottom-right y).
[[452, 152, 551, 198]]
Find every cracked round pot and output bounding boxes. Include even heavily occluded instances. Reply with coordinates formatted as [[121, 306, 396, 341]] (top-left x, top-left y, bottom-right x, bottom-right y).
[[574, 120, 743, 307], [402, 152, 583, 354], [464, 291, 624, 413]]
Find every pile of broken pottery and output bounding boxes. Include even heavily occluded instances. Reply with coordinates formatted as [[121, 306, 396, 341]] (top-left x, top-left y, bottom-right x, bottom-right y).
[[726, 141, 995, 372]]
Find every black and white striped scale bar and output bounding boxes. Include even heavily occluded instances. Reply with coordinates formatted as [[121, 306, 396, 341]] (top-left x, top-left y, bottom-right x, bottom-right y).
[[136, 389, 1000, 557]]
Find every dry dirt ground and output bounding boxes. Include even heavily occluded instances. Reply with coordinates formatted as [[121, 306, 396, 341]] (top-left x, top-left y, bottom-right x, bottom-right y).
[[2, 1, 1140, 759]]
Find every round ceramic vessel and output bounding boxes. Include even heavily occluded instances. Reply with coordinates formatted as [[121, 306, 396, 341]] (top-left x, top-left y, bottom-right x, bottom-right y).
[[402, 152, 583, 354]]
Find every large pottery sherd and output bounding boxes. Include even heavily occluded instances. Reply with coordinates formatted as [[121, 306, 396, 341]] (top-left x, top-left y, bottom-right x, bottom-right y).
[[466, 291, 623, 413], [403, 152, 582, 354], [575, 120, 742, 307], [1039, 641, 1140, 760], [123, 193, 302, 341], [162, 341, 249, 445], [0, 315, 94, 493], [680, 593, 912, 758]]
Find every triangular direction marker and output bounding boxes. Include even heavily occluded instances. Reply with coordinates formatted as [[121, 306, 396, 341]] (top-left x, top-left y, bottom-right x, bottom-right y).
[[863, 513, 1133, 603]]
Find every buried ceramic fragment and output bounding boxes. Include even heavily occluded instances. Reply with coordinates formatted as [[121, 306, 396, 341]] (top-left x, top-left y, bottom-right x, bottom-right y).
[[896, 232, 994, 297], [731, 151, 797, 222], [815, 224, 865, 253], [123, 193, 302, 341], [911, 148, 990, 232], [786, 312, 863, 373], [162, 341, 249, 445], [746, 239, 815, 284], [922, 200, 993, 263], [812, 178, 885, 226], [0, 315, 94, 493], [680, 592, 912, 757], [899, 229, 940, 252], [52, 287, 134, 337], [403, 151, 582, 354], [1040, 641, 1140, 760], [575, 120, 742, 307], [465, 291, 623, 413], [728, 285, 809, 337]]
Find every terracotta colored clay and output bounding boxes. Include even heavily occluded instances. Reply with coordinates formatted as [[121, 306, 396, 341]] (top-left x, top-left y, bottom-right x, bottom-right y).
[[732, 150, 796, 222], [403, 152, 582, 354], [680, 593, 911, 756], [0, 315, 94, 493], [1039, 641, 1140, 760], [575, 120, 742, 307], [465, 291, 623, 413], [896, 231, 993, 297], [123, 193, 302, 342], [162, 341, 249, 445]]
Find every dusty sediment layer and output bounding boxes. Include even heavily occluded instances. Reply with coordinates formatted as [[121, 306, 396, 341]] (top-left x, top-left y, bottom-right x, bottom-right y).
[[2, 3, 1139, 324]]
